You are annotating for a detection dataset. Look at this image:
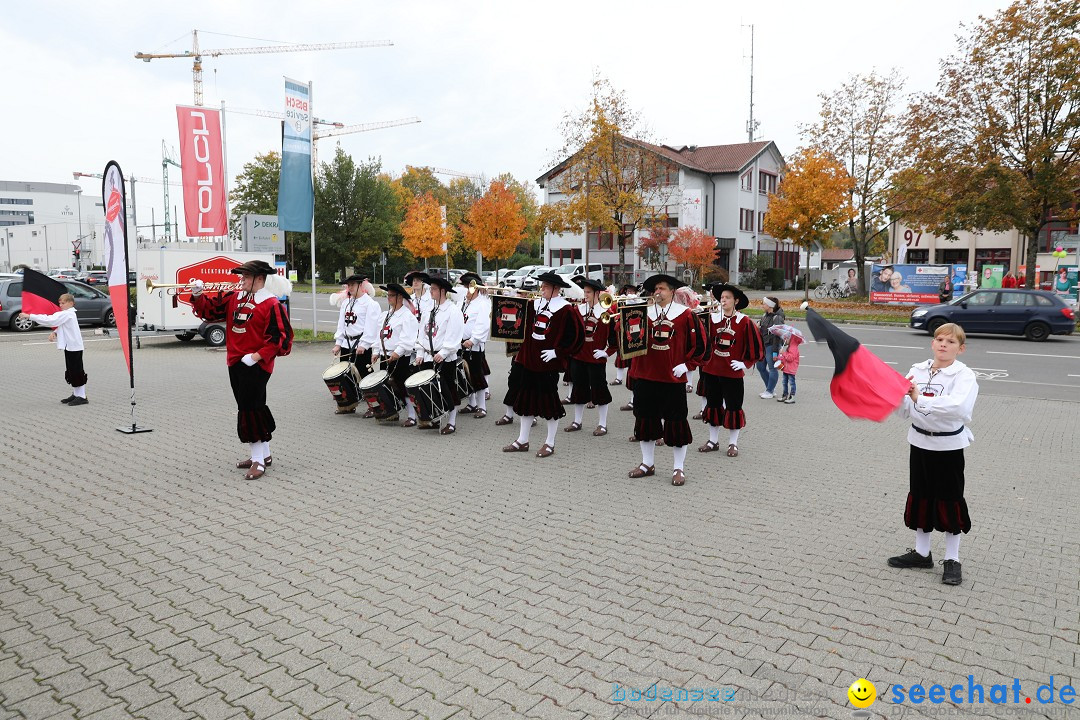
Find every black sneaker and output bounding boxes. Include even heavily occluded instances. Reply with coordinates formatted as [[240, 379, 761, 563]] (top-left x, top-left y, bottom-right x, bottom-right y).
[[67, 397, 89, 406], [887, 549, 933, 569], [60, 394, 76, 404], [941, 560, 962, 585]]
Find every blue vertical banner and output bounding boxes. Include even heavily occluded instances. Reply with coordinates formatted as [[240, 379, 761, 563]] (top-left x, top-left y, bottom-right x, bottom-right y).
[[278, 78, 313, 232]]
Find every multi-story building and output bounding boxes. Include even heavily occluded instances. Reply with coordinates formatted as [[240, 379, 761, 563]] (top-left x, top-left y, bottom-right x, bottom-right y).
[[538, 138, 808, 285], [0, 181, 111, 273]]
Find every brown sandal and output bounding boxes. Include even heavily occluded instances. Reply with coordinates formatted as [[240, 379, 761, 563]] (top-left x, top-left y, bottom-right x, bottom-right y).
[[628, 463, 655, 478], [609, 379, 623, 386], [620, 403, 634, 411], [535, 444, 555, 458], [698, 441, 719, 453], [400, 418, 417, 428], [671, 469, 686, 486], [494, 415, 513, 426], [564, 422, 582, 432], [244, 462, 266, 480], [440, 424, 455, 435], [692, 412, 704, 420], [592, 426, 607, 436], [655, 439, 665, 447], [473, 409, 487, 419], [502, 440, 529, 452], [727, 444, 739, 457], [237, 456, 272, 469]]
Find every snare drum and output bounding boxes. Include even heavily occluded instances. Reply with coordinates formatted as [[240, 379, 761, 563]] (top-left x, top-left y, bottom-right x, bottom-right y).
[[359, 369, 405, 419], [322, 361, 361, 413], [454, 359, 473, 399], [404, 368, 448, 422]]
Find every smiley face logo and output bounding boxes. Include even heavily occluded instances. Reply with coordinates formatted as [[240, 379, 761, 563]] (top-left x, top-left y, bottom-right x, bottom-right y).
[[848, 678, 876, 708]]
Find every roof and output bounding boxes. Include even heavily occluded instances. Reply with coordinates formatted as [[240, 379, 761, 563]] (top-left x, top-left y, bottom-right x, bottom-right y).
[[537, 138, 778, 183], [821, 249, 855, 261]]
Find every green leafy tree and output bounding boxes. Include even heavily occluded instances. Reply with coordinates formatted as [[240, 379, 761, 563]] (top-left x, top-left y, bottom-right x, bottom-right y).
[[229, 151, 310, 275]]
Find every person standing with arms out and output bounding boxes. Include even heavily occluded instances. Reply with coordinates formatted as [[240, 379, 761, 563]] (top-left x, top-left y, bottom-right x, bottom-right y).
[[565, 277, 616, 437], [457, 273, 492, 419], [755, 297, 785, 399], [502, 272, 585, 458], [191, 260, 293, 480], [413, 277, 465, 434], [697, 284, 764, 457], [367, 283, 418, 425], [19, 293, 89, 405], [888, 323, 978, 586], [331, 274, 377, 415], [627, 274, 706, 486]]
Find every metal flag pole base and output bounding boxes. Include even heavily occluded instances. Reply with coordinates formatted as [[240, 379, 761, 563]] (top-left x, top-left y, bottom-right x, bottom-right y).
[[116, 394, 152, 434]]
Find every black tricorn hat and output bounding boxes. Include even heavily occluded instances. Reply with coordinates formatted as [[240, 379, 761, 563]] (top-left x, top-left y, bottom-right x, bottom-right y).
[[403, 270, 430, 285], [429, 277, 455, 293], [641, 273, 686, 293], [230, 260, 275, 276], [573, 275, 606, 292], [343, 274, 368, 285], [380, 282, 408, 298], [709, 282, 750, 310], [458, 272, 482, 287], [534, 271, 571, 289]]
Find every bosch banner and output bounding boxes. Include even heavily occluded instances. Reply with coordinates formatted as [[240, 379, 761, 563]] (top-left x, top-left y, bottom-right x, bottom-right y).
[[176, 105, 227, 236], [277, 78, 313, 232]]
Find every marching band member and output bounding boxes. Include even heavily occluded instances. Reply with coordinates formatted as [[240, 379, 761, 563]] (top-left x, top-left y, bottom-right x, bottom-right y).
[[191, 260, 293, 480], [673, 286, 701, 396], [565, 277, 615, 436], [502, 272, 585, 458], [696, 283, 765, 458], [332, 274, 378, 415], [611, 283, 638, 389], [367, 282, 419, 424], [627, 274, 705, 486], [413, 277, 465, 434], [457, 273, 492, 419], [404, 270, 434, 322]]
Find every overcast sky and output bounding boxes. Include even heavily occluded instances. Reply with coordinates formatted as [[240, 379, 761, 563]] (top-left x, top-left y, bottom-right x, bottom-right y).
[[4, 0, 1009, 237]]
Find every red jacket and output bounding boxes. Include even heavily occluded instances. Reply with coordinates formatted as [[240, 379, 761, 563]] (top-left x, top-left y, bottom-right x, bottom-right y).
[[192, 289, 293, 372], [698, 311, 765, 378], [572, 303, 616, 364], [628, 303, 706, 383], [513, 297, 585, 373]]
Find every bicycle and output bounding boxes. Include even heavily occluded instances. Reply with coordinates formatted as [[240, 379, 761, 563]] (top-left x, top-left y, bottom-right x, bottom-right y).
[[814, 280, 846, 299]]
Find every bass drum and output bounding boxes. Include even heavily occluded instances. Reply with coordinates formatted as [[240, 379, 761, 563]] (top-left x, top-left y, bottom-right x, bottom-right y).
[[322, 361, 360, 413], [358, 369, 405, 419], [404, 368, 447, 422]]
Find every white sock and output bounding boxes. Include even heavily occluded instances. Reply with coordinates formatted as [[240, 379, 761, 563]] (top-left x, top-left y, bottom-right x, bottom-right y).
[[249, 442, 264, 463], [672, 445, 687, 471], [504, 406, 515, 419], [728, 428, 740, 446], [448, 408, 458, 425], [709, 425, 721, 444], [574, 404, 585, 425], [406, 398, 416, 420], [546, 419, 558, 446], [700, 395, 707, 412], [944, 532, 961, 561], [598, 404, 609, 427], [466, 392, 476, 407], [915, 529, 932, 557], [73, 385, 86, 398], [517, 416, 533, 444], [628, 392, 635, 406], [617, 367, 626, 382], [565, 383, 573, 398], [477, 393, 487, 411], [639, 440, 655, 467], [260, 441, 270, 459]]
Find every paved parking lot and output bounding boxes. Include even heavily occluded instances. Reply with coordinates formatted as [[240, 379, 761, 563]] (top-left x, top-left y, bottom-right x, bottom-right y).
[[1, 335, 1077, 719]]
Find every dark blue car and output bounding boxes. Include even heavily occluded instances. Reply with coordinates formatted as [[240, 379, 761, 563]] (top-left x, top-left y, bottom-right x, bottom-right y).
[[909, 288, 1076, 341]]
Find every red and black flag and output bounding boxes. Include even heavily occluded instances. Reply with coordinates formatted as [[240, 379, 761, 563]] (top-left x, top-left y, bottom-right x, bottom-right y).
[[21, 268, 66, 315], [805, 307, 910, 422]]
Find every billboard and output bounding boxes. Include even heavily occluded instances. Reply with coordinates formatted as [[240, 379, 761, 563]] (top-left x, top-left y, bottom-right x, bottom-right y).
[[870, 264, 951, 305], [278, 78, 313, 232], [176, 105, 228, 236], [242, 214, 285, 254], [1053, 265, 1078, 303]]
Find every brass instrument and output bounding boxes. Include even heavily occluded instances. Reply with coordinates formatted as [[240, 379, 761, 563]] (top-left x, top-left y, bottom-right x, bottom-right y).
[[468, 280, 540, 299], [598, 292, 654, 324], [144, 279, 240, 295]]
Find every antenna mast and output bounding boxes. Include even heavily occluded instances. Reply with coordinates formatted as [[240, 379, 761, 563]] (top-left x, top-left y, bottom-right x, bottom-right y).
[[746, 24, 759, 142]]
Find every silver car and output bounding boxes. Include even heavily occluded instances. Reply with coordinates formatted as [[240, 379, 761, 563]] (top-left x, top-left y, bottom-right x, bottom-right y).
[[0, 278, 117, 331]]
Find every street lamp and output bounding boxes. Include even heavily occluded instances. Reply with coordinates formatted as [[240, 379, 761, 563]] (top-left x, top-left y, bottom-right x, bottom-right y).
[[75, 188, 84, 271]]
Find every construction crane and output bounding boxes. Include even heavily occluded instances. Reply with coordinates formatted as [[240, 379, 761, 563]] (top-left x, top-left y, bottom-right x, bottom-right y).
[[162, 142, 181, 241], [135, 30, 392, 106], [425, 166, 483, 181], [224, 106, 345, 128]]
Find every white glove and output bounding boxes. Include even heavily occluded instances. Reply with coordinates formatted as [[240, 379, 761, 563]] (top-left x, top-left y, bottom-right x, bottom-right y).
[[671, 363, 688, 378], [190, 279, 205, 297], [592, 349, 608, 360], [773, 359, 783, 368], [540, 349, 558, 363], [241, 353, 258, 367], [730, 360, 747, 372]]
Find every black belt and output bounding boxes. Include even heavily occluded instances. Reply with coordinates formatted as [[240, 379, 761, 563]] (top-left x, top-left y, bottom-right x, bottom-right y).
[[912, 424, 965, 437]]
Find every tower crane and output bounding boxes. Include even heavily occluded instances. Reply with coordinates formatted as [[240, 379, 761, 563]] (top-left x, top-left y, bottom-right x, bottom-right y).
[[222, 106, 421, 139], [162, 142, 181, 241], [135, 30, 392, 106], [425, 166, 483, 181]]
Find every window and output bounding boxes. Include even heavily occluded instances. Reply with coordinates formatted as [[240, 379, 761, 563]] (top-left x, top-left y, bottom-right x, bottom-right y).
[[740, 169, 753, 192], [906, 249, 929, 264], [739, 209, 754, 232], [588, 230, 615, 250], [1033, 294, 1053, 307], [759, 172, 777, 195], [1000, 293, 1030, 306], [738, 249, 753, 271], [549, 249, 581, 266], [757, 212, 766, 234], [967, 292, 998, 306]]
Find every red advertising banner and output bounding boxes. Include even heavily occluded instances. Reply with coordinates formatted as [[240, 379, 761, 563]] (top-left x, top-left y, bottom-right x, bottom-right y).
[[176, 105, 227, 236]]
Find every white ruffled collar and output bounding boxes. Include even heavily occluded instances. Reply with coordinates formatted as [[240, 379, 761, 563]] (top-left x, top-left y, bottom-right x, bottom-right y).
[[649, 301, 687, 320], [535, 296, 569, 313], [711, 310, 747, 323], [252, 288, 275, 304]]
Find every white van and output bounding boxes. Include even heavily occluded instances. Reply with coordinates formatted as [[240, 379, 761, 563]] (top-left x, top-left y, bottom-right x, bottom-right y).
[[554, 262, 603, 283]]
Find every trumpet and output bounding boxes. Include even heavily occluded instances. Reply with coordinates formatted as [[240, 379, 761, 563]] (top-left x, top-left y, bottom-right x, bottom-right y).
[[598, 293, 654, 324], [468, 280, 540, 299], [144, 279, 240, 295]]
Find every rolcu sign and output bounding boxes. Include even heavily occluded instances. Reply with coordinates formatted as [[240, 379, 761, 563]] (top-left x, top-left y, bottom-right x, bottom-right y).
[[173, 255, 241, 307]]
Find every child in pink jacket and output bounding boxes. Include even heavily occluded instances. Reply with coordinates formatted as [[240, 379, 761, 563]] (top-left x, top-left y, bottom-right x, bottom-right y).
[[775, 335, 801, 404]]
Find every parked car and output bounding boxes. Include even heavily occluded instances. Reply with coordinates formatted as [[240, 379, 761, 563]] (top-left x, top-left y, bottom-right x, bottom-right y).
[[502, 265, 541, 289], [81, 271, 109, 286], [554, 262, 604, 284], [520, 266, 554, 291], [480, 271, 496, 286], [48, 268, 81, 280], [0, 278, 116, 332], [909, 288, 1075, 341]]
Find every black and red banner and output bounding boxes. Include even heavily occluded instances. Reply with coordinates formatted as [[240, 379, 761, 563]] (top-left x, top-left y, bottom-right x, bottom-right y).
[[21, 269, 66, 315]]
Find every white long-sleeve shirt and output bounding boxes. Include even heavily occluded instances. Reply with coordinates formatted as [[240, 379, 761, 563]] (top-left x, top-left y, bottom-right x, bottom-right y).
[[895, 359, 979, 450], [26, 307, 83, 351], [369, 306, 418, 359], [460, 293, 491, 349], [416, 299, 465, 363], [334, 293, 377, 345]]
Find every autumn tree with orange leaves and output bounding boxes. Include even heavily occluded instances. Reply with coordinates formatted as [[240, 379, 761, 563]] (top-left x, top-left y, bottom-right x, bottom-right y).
[[400, 192, 449, 261], [763, 147, 855, 301], [461, 180, 527, 268], [667, 227, 718, 289]]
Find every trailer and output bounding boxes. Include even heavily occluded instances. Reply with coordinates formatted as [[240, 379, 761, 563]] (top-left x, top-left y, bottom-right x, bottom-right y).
[[135, 248, 276, 346]]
